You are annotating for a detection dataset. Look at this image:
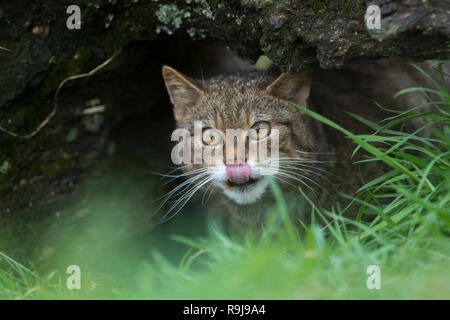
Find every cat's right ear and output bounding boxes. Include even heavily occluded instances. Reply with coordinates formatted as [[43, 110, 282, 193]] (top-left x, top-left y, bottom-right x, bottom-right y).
[[162, 66, 204, 122], [265, 71, 312, 107]]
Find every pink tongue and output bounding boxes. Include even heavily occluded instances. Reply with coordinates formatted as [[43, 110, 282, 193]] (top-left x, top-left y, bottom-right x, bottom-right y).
[[226, 163, 251, 184]]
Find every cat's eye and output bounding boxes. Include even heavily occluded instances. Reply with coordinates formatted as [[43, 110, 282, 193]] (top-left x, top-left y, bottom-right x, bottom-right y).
[[202, 128, 223, 146], [249, 122, 271, 140]]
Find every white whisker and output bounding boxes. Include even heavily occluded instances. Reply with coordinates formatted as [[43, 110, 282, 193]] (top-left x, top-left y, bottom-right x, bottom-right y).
[[279, 165, 332, 182], [159, 176, 214, 223], [274, 171, 319, 197], [277, 161, 335, 175], [271, 175, 319, 202], [294, 149, 335, 155], [201, 180, 215, 207], [276, 157, 336, 163], [150, 167, 209, 187], [150, 171, 210, 219], [276, 168, 327, 192]]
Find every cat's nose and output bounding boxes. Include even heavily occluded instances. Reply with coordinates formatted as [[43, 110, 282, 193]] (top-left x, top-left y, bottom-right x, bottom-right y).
[[226, 163, 251, 184]]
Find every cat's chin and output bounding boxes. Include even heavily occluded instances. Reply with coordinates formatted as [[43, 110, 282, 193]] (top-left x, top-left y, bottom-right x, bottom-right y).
[[220, 177, 269, 205]]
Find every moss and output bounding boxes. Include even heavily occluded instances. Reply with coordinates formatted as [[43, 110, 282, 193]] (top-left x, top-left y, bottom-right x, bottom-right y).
[[0, 160, 11, 175], [186, 27, 207, 39], [39, 50, 95, 101], [83, 114, 104, 133], [311, 0, 326, 14], [153, 0, 216, 35], [337, 0, 360, 16], [104, 13, 114, 29], [66, 128, 78, 142], [0, 45, 109, 214]]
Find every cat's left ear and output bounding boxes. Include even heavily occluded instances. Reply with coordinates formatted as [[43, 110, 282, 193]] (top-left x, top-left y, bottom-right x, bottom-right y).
[[266, 71, 312, 106]]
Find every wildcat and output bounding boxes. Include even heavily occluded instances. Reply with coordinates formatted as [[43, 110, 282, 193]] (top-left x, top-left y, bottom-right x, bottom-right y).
[[160, 60, 433, 231]]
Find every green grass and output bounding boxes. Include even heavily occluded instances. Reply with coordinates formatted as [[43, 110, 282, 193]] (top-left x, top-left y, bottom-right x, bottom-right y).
[[1, 61, 449, 299]]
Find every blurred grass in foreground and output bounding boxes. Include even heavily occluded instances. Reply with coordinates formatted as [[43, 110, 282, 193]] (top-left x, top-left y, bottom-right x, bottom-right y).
[[0, 61, 449, 299]]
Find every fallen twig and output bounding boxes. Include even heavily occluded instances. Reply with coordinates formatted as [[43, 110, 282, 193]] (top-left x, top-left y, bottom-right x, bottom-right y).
[[0, 50, 120, 139]]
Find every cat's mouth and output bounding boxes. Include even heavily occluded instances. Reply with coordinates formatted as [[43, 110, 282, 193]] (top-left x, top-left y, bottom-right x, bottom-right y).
[[225, 178, 258, 189], [220, 175, 268, 205]]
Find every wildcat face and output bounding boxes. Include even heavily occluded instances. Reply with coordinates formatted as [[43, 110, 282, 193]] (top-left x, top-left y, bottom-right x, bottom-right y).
[[162, 66, 328, 209]]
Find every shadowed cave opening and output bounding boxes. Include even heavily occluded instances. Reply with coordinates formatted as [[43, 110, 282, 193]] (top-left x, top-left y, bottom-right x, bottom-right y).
[[1, 40, 260, 271]]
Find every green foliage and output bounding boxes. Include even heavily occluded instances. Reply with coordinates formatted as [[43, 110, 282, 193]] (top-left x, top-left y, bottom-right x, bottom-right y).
[[294, 60, 450, 243], [1, 61, 449, 299]]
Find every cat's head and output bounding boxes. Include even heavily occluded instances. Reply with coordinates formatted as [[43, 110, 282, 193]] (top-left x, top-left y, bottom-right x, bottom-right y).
[[162, 66, 327, 206]]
